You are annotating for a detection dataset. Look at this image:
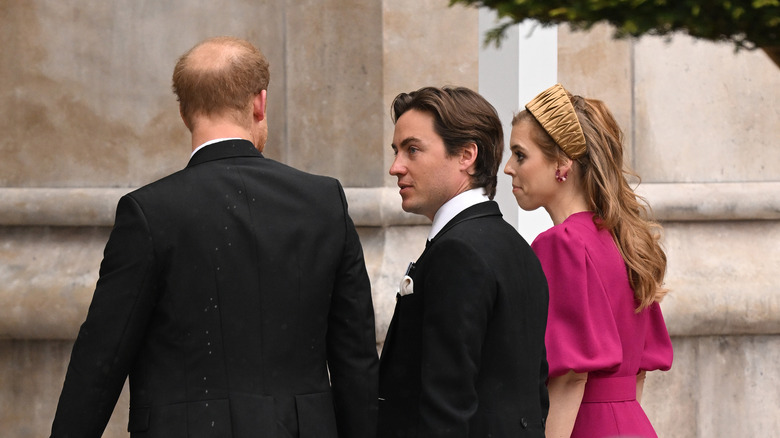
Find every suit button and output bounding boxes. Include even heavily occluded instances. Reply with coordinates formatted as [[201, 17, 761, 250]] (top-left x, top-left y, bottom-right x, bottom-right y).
[[521, 417, 528, 428]]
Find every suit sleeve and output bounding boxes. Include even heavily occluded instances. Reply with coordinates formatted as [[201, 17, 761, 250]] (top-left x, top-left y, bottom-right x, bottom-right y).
[[326, 182, 379, 438], [51, 195, 160, 438], [417, 239, 495, 437]]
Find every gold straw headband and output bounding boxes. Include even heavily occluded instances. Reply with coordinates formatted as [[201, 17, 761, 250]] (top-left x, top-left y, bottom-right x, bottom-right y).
[[525, 84, 587, 160]]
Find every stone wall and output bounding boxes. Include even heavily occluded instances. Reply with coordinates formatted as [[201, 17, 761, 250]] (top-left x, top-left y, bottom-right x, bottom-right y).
[[557, 24, 780, 437], [1, 1, 779, 437], [0, 1, 468, 436]]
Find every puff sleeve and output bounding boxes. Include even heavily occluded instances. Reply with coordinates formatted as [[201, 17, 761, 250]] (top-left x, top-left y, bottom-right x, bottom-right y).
[[532, 224, 622, 379], [639, 302, 674, 371]]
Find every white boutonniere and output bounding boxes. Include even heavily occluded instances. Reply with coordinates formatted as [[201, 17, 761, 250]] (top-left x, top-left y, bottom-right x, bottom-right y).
[[396, 262, 415, 298], [398, 275, 414, 297]]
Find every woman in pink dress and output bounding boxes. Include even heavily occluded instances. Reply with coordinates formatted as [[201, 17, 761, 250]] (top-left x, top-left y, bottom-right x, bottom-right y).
[[504, 84, 673, 438]]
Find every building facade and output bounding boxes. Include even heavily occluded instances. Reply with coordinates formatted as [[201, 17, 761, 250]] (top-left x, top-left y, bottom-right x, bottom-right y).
[[1, 1, 779, 436]]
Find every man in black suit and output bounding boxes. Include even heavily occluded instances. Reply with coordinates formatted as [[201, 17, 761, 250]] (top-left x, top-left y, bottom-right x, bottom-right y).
[[378, 86, 549, 437], [50, 36, 378, 438]]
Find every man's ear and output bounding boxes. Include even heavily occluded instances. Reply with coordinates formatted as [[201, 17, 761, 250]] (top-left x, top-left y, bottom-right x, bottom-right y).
[[460, 142, 478, 173], [253, 89, 267, 122]]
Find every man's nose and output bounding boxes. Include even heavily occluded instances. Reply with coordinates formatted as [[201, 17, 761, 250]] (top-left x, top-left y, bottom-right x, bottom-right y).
[[389, 156, 405, 176]]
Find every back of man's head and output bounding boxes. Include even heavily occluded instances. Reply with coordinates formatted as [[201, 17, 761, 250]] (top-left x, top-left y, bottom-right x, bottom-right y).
[[391, 86, 503, 199], [173, 36, 270, 130]]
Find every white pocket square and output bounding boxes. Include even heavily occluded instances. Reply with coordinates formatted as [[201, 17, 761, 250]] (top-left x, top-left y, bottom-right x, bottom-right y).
[[397, 275, 414, 296]]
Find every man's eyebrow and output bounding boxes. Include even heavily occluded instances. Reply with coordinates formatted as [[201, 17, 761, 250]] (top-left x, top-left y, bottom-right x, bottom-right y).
[[391, 136, 422, 150], [399, 137, 420, 148]]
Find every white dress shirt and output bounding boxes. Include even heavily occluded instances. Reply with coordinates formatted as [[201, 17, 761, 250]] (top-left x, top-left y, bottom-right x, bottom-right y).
[[428, 188, 490, 241]]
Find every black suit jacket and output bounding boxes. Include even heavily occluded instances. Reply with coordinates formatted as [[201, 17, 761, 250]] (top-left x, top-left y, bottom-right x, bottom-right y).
[[51, 140, 379, 438], [378, 201, 549, 437]]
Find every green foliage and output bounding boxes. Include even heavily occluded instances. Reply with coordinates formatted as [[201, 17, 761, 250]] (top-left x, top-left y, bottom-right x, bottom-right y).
[[451, 0, 780, 50]]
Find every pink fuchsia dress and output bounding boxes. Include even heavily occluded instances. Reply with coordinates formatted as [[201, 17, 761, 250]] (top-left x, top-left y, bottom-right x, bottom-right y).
[[531, 211, 673, 438]]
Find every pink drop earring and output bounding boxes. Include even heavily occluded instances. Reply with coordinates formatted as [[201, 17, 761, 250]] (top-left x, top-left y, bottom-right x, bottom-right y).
[[555, 169, 568, 182]]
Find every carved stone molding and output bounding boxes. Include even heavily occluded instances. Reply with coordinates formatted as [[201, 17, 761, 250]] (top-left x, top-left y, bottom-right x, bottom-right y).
[[1, 182, 779, 227]]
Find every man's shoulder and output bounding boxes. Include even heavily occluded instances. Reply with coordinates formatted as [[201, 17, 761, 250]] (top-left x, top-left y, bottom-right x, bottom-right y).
[[132, 156, 339, 192], [431, 204, 533, 264], [123, 167, 190, 200], [444, 202, 516, 237], [261, 157, 339, 184], [432, 219, 523, 258]]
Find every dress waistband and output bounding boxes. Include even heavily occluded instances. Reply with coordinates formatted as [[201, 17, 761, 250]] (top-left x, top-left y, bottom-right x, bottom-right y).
[[581, 375, 637, 403]]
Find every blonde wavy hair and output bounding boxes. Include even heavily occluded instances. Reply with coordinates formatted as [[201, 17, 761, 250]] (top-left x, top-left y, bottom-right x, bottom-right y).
[[513, 93, 668, 311]]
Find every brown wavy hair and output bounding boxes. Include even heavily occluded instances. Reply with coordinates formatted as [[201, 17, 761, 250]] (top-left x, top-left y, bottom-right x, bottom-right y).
[[513, 93, 667, 311]]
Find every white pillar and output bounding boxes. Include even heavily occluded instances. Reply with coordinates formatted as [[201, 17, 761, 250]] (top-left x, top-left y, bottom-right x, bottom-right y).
[[479, 12, 557, 244]]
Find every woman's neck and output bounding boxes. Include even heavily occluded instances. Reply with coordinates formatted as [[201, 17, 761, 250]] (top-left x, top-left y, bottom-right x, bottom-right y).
[[545, 188, 590, 226]]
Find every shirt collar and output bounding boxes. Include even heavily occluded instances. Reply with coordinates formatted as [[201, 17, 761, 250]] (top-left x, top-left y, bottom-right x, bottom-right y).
[[428, 188, 490, 241], [190, 138, 244, 159]]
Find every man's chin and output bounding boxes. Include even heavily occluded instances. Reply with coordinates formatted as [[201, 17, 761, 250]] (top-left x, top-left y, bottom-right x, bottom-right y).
[[400, 200, 418, 215]]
